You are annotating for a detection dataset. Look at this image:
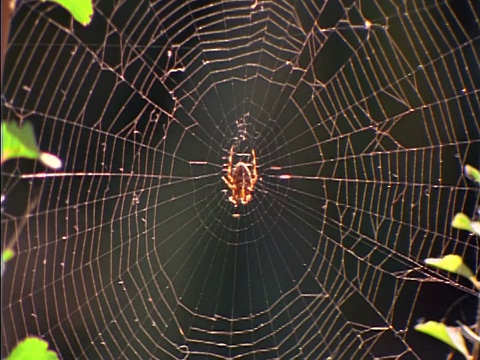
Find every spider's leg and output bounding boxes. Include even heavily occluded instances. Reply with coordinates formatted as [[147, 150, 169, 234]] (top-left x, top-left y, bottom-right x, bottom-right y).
[[229, 196, 238, 207], [251, 149, 258, 185], [226, 145, 234, 178], [222, 146, 235, 189], [222, 176, 235, 189], [242, 194, 251, 204]]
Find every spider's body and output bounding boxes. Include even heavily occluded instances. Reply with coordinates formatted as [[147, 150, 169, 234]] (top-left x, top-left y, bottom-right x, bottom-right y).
[[222, 146, 258, 207]]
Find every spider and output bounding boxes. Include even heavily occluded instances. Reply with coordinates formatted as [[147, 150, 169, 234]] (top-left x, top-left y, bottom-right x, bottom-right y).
[[222, 145, 258, 207]]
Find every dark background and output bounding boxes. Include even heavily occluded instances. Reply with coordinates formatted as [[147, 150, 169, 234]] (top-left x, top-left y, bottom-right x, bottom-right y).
[[2, 0, 480, 359]]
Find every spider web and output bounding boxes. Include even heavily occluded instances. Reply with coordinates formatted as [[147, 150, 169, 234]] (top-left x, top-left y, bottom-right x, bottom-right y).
[[2, 0, 480, 359]]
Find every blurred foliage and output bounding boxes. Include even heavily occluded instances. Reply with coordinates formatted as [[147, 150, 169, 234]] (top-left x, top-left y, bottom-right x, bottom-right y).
[[42, 0, 93, 25], [6, 337, 58, 360]]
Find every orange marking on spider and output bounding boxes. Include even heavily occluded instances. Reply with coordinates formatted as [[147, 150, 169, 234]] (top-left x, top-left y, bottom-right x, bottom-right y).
[[222, 145, 258, 207]]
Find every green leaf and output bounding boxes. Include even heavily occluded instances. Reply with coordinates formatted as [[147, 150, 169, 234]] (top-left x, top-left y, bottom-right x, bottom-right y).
[[2, 121, 40, 163], [424, 254, 480, 290], [1, 121, 62, 169], [452, 213, 480, 236], [415, 321, 471, 359], [42, 0, 93, 26], [7, 337, 58, 360], [424, 254, 474, 279], [464, 164, 480, 185], [2, 248, 15, 263], [1, 248, 15, 276]]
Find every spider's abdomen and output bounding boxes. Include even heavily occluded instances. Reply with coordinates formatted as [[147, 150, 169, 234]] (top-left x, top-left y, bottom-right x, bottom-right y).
[[233, 163, 252, 188]]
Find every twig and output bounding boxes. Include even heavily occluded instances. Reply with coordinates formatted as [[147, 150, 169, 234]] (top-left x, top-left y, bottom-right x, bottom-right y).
[[1, 0, 15, 75], [474, 293, 480, 360]]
